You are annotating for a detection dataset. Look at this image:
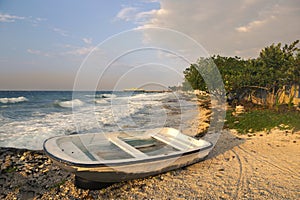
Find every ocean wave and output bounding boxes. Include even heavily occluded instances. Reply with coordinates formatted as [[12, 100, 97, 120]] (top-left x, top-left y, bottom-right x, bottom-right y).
[[98, 94, 117, 99], [94, 99, 109, 104], [129, 93, 170, 100], [0, 96, 28, 104], [0, 111, 77, 150], [57, 99, 84, 108], [85, 94, 117, 99], [0, 94, 195, 150]]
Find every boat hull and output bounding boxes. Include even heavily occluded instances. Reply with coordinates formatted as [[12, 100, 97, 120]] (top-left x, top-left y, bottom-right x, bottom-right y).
[[47, 146, 211, 182], [43, 128, 213, 183]]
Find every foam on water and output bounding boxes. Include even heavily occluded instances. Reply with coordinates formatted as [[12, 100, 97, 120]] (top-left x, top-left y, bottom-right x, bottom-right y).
[[101, 94, 117, 99], [0, 91, 197, 150], [94, 99, 109, 104], [0, 96, 28, 104], [57, 99, 84, 108], [0, 113, 6, 123], [85, 93, 117, 99], [0, 111, 77, 150]]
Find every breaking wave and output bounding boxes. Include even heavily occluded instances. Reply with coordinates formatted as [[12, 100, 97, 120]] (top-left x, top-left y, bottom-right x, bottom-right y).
[[85, 94, 117, 99], [56, 99, 84, 108], [100, 94, 117, 99], [0, 96, 28, 104], [94, 99, 109, 104]]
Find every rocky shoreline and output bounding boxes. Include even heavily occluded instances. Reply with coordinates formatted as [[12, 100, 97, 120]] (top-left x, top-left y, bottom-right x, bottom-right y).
[[0, 147, 71, 199]]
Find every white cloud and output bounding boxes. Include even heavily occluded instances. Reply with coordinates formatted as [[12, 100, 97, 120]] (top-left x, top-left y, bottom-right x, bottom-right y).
[[0, 13, 25, 23], [115, 6, 158, 24], [135, 9, 157, 21], [66, 47, 95, 55], [0, 13, 46, 27], [236, 15, 277, 33], [236, 19, 267, 33], [27, 44, 97, 57], [116, 7, 138, 21], [83, 38, 92, 44], [29, 17, 47, 26], [64, 45, 98, 56], [35, 17, 47, 22], [133, 0, 300, 58], [27, 49, 41, 55], [53, 27, 68, 37], [27, 49, 51, 57]]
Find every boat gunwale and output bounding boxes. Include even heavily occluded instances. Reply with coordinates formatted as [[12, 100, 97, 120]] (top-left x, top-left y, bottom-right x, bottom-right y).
[[43, 137, 213, 168]]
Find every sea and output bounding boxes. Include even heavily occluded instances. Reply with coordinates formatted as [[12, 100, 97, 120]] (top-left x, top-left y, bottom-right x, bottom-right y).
[[0, 91, 198, 150]]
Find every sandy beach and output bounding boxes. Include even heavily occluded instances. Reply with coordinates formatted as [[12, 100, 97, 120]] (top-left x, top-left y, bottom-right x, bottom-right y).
[[1, 98, 299, 199], [1, 126, 299, 199]]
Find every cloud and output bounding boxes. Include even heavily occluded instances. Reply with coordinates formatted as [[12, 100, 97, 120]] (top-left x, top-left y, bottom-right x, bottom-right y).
[[133, 0, 300, 58], [0, 13, 25, 23], [0, 13, 46, 27], [135, 9, 158, 23], [116, 7, 138, 21], [115, 6, 158, 24], [53, 27, 68, 37], [82, 38, 92, 44], [66, 46, 95, 56], [27, 49, 41, 55], [27, 44, 97, 57], [236, 18, 269, 33], [29, 17, 47, 26], [27, 39, 98, 58], [27, 49, 51, 57], [63, 44, 98, 56]]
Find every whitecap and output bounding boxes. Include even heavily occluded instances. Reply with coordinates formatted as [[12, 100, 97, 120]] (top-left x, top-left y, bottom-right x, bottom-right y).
[[85, 93, 117, 99], [94, 99, 109, 104], [99, 94, 117, 99], [58, 99, 84, 108], [0, 111, 78, 150], [0, 96, 28, 104]]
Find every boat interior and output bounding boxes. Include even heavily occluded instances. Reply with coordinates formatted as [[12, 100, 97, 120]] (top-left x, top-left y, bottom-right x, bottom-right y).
[[47, 128, 211, 163]]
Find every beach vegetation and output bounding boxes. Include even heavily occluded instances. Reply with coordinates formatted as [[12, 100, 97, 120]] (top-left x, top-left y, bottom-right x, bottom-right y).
[[225, 109, 300, 133], [183, 40, 300, 109]]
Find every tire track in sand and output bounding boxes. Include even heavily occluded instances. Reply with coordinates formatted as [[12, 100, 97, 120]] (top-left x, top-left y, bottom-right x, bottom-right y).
[[230, 148, 243, 200], [237, 145, 300, 180]]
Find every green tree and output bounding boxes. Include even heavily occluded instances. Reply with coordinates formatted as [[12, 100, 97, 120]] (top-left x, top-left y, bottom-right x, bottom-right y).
[[258, 40, 299, 107], [183, 40, 300, 108], [183, 57, 224, 96]]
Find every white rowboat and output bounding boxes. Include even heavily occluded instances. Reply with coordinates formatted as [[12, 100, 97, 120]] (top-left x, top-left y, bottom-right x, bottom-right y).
[[43, 128, 213, 188]]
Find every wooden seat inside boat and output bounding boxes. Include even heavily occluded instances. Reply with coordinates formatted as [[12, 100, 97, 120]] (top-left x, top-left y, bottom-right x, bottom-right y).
[[53, 128, 206, 163], [108, 136, 148, 158], [151, 134, 193, 151]]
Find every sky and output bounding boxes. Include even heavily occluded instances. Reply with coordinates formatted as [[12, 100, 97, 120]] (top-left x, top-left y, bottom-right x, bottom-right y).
[[0, 0, 299, 90]]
